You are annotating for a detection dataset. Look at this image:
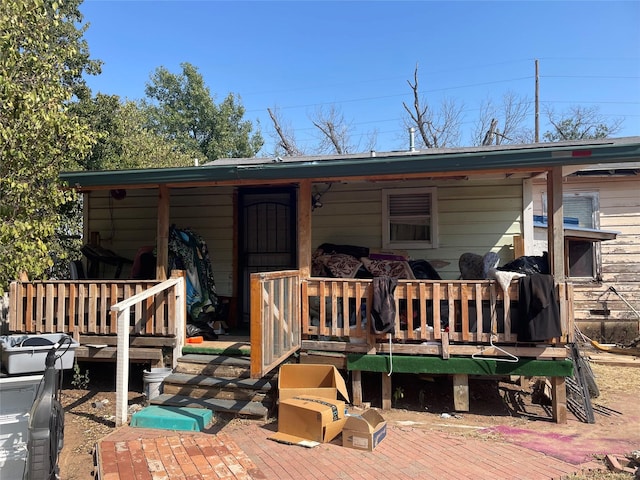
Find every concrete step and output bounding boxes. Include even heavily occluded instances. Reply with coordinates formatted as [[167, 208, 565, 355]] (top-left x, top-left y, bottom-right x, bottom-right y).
[[176, 354, 253, 378], [162, 372, 275, 402], [150, 393, 271, 419]]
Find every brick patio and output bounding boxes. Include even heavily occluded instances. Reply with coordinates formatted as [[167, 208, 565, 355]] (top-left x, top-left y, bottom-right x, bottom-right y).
[[96, 421, 598, 480]]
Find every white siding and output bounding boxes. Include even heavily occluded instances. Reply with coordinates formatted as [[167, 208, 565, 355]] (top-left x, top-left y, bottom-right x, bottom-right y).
[[311, 178, 524, 279], [532, 176, 640, 341], [86, 186, 235, 296], [86, 178, 525, 293]]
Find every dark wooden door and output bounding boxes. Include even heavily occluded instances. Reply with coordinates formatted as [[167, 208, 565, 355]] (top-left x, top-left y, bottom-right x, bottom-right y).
[[238, 187, 297, 325]]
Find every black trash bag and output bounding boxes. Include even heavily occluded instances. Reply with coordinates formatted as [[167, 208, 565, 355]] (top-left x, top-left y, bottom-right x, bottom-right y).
[[498, 252, 549, 275], [409, 259, 442, 280]]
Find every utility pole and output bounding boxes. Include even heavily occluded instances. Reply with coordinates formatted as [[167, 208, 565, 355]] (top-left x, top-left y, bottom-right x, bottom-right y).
[[535, 59, 540, 143]]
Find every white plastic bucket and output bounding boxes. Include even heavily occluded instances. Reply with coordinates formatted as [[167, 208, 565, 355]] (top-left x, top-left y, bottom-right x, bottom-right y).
[[143, 367, 172, 401]]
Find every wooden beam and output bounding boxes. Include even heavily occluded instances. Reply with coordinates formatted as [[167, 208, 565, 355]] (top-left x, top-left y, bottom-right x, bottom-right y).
[[302, 340, 568, 359], [352, 370, 363, 407], [298, 180, 312, 277], [249, 274, 263, 378], [522, 178, 534, 256], [551, 375, 568, 424], [381, 372, 392, 410], [75, 346, 163, 367], [547, 167, 565, 280], [156, 185, 170, 280], [452, 374, 469, 411], [79, 335, 177, 347]]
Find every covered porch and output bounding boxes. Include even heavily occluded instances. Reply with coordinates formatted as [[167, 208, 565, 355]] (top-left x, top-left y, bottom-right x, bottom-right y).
[[6, 138, 640, 426], [250, 270, 574, 424], [7, 269, 574, 425]]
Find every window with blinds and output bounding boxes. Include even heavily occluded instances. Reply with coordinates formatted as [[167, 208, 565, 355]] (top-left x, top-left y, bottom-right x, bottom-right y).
[[564, 192, 599, 278], [382, 187, 438, 248], [543, 190, 601, 279], [563, 193, 597, 229]]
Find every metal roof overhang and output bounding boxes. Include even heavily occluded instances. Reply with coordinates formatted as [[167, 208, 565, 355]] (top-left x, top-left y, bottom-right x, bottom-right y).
[[563, 228, 618, 242], [534, 222, 619, 242], [60, 138, 640, 191]]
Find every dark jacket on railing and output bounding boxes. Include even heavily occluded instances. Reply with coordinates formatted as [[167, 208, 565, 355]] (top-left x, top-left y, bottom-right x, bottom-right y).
[[371, 276, 397, 334], [517, 273, 562, 342]]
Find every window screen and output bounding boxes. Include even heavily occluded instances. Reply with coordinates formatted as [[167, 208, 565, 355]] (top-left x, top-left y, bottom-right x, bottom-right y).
[[383, 188, 437, 248]]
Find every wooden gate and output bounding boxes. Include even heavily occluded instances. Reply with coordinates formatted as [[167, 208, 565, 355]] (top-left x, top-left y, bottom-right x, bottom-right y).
[[250, 270, 301, 378]]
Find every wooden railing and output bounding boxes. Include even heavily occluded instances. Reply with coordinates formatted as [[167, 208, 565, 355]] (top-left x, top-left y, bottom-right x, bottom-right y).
[[7, 279, 175, 339], [302, 277, 574, 358], [250, 270, 301, 378], [110, 274, 186, 426]]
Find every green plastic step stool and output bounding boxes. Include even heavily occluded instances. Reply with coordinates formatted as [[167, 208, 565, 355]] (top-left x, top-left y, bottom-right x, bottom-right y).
[[130, 405, 213, 431]]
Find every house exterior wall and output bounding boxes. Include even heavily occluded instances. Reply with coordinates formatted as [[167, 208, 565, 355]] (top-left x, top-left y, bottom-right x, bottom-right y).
[[85, 186, 236, 297], [85, 177, 525, 300], [311, 177, 524, 280], [532, 176, 640, 342]]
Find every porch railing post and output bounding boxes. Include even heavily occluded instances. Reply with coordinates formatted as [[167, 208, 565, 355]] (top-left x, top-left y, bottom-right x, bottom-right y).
[[171, 272, 186, 368], [115, 306, 130, 427]]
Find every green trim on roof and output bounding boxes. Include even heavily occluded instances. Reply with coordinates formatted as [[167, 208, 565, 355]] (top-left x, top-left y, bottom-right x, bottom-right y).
[[61, 138, 640, 189]]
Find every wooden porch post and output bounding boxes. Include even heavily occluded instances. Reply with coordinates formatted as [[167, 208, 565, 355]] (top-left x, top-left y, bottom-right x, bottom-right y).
[[551, 376, 568, 423], [156, 185, 170, 281], [114, 306, 130, 427], [352, 370, 363, 407], [453, 374, 470, 411], [547, 167, 565, 279], [382, 373, 392, 410], [298, 180, 312, 277]]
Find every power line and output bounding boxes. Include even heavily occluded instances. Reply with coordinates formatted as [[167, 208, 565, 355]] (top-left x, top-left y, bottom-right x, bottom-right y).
[[543, 75, 640, 80]]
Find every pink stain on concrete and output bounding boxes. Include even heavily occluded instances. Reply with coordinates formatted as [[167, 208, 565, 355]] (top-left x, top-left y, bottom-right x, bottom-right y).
[[482, 425, 637, 465]]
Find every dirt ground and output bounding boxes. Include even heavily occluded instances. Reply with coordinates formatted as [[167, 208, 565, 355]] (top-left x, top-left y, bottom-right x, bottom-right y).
[[58, 351, 640, 480]]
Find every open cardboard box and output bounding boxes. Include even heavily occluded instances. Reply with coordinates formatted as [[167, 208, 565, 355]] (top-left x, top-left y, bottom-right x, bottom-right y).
[[270, 364, 350, 447], [277, 364, 350, 403], [271, 395, 347, 446], [342, 409, 387, 451]]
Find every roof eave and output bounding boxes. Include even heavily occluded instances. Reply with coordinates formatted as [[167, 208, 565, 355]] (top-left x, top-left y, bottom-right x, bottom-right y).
[[60, 138, 640, 190]]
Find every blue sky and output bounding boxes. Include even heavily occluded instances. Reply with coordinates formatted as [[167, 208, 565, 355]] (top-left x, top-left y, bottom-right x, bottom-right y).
[[79, 0, 640, 156]]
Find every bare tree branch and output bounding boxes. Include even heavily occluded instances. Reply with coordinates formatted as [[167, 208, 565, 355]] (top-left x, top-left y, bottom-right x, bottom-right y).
[[402, 64, 462, 148], [267, 106, 303, 156], [310, 105, 351, 154], [473, 91, 532, 146]]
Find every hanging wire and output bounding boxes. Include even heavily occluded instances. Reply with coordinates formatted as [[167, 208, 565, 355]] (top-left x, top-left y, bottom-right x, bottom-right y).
[[387, 333, 393, 376]]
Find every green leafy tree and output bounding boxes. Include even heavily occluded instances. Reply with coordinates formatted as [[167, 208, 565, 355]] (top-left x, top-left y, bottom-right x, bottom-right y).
[[115, 101, 202, 169], [143, 62, 263, 161], [0, 0, 99, 290], [543, 106, 623, 141], [73, 94, 200, 170]]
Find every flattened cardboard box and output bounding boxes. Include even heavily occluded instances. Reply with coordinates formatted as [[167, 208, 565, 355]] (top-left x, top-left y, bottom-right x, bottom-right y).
[[342, 409, 387, 451], [277, 364, 350, 403], [270, 395, 347, 446]]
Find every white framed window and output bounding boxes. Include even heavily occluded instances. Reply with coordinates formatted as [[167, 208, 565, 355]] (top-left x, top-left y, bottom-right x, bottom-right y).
[[542, 191, 601, 279], [382, 187, 438, 249]]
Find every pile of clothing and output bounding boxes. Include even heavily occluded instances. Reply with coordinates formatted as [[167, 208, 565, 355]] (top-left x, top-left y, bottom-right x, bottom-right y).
[[168, 226, 220, 340]]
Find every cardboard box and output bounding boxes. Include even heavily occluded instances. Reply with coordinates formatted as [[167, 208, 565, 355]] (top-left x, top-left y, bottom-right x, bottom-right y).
[[270, 395, 347, 446], [342, 409, 387, 451], [277, 364, 350, 403]]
